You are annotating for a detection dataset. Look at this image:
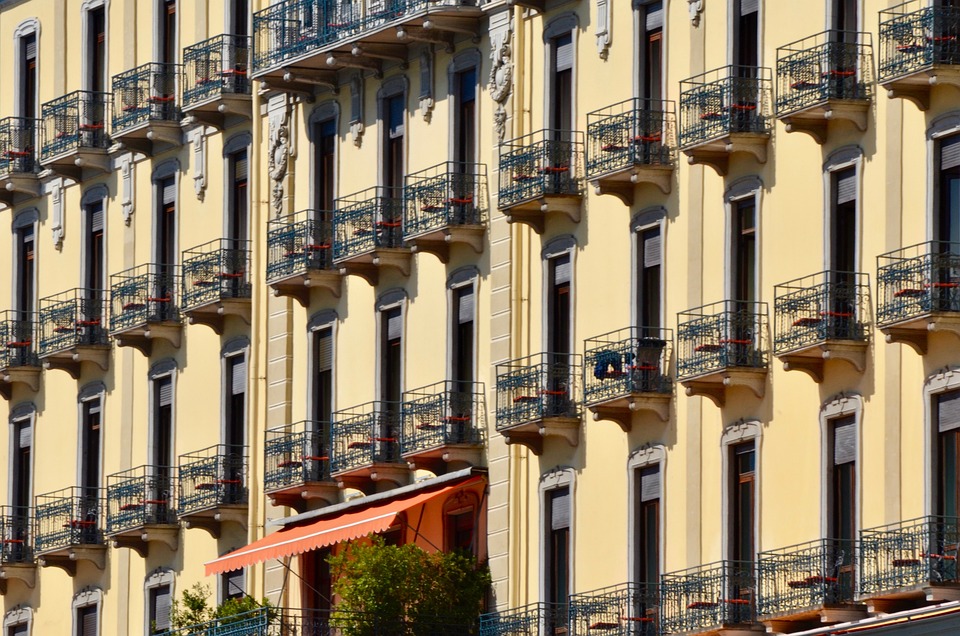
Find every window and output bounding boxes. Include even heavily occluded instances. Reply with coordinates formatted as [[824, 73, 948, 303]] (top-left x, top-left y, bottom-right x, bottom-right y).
[[381, 306, 402, 404], [937, 136, 960, 245], [87, 6, 106, 92], [85, 200, 105, 293], [545, 487, 570, 605], [312, 327, 333, 423], [451, 284, 475, 387], [231, 0, 249, 37], [11, 415, 31, 512], [733, 0, 759, 68], [547, 253, 572, 355], [731, 442, 756, 562], [156, 176, 177, 267], [3, 608, 30, 636], [937, 391, 960, 517], [19, 33, 37, 119], [300, 549, 331, 614], [637, 226, 661, 331], [639, 1, 663, 102], [7, 623, 27, 636], [830, 168, 856, 273], [153, 376, 173, 468], [220, 568, 245, 603], [455, 67, 477, 165], [81, 397, 102, 495], [828, 416, 856, 543], [634, 465, 660, 583], [447, 509, 475, 554], [159, 0, 177, 66], [732, 198, 757, 304], [76, 605, 97, 636], [832, 0, 857, 33], [228, 149, 249, 246], [148, 584, 172, 634], [313, 119, 336, 216], [225, 354, 246, 451], [384, 93, 405, 192], [551, 33, 573, 133], [15, 223, 35, 317]]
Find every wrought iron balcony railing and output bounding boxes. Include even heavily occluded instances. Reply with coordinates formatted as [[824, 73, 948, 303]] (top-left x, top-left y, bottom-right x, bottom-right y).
[[331, 401, 403, 474], [38, 288, 108, 357], [111, 62, 181, 133], [109, 263, 180, 332], [757, 538, 857, 618], [586, 98, 676, 179], [777, 32, 873, 117], [860, 515, 960, 598], [404, 161, 488, 238], [584, 326, 672, 406], [0, 311, 38, 369], [880, 0, 960, 83], [677, 301, 768, 380], [106, 465, 177, 535], [569, 582, 659, 636], [264, 421, 332, 492], [679, 66, 772, 148], [401, 380, 485, 456], [158, 607, 268, 636], [0, 117, 38, 177], [253, 0, 362, 74], [480, 602, 569, 636], [34, 487, 104, 554], [333, 186, 404, 262], [877, 241, 960, 326], [183, 34, 251, 108], [181, 239, 252, 310], [496, 352, 582, 431], [266, 210, 334, 282], [498, 130, 584, 209], [660, 560, 757, 634], [773, 271, 869, 354], [178, 445, 248, 516], [40, 90, 110, 161], [0, 506, 33, 565]]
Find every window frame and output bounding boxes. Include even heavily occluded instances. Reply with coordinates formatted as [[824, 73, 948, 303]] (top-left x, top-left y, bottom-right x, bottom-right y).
[[443, 489, 481, 556], [628, 445, 665, 585], [631, 207, 666, 331], [721, 420, 761, 562], [7, 402, 36, 513], [446, 268, 479, 387], [728, 0, 762, 68], [377, 77, 408, 192], [12, 208, 38, 316], [72, 588, 102, 636], [223, 133, 252, 244], [819, 395, 861, 540], [307, 310, 338, 424], [218, 566, 246, 604], [633, 0, 665, 101], [308, 103, 340, 216], [542, 14, 579, 132], [144, 569, 175, 635], [924, 370, 960, 516], [221, 338, 250, 449], [80, 185, 109, 293], [447, 50, 481, 164], [541, 237, 576, 356], [81, 1, 109, 93], [822, 146, 862, 273], [148, 360, 177, 469], [375, 290, 407, 406], [77, 383, 106, 493], [539, 468, 575, 604], [924, 114, 960, 242], [724, 178, 762, 303], [13, 22, 39, 120], [151, 160, 179, 266], [3, 607, 32, 636]]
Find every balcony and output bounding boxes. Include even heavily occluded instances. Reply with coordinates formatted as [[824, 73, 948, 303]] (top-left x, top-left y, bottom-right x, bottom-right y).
[[860, 516, 960, 609], [333, 187, 411, 284], [39, 90, 111, 179], [252, 0, 482, 92], [679, 66, 772, 176], [776, 31, 873, 144], [403, 161, 488, 262], [401, 380, 485, 472], [38, 289, 109, 378], [106, 465, 179, 556], [264, 421, 338, 510], [159, 608, 268, 636], [677, 301, 768, 407], [495, 352, 581, 455], [111, 62, 182, 155], [757, 539, 865, 632], [569, 583, 659, 636], [182, 34, 252, 128], [181, 239, 252, 333], [0, 117, 41, 202], [497, 130, 584, 233], [879, 0, 960, 110], [109, 263, 181, 355], [267, 209, 341, 305], [583, 326, 672, 430], [773, 271, 870, 382], [331, 401, 409, 491], [178, 445, 248, 537], [0, 311, 40, 398], [877, 241, 960, 353], [661, 560, 760, 635], [586, 99, 676, 203], [0, 507, 35, 592], [34, 487, 106, 574], [479, 602, 568, 636]]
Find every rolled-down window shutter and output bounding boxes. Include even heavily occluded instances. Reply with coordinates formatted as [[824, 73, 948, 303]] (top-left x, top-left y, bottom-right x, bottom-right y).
[[231, 357, 247, 396], [89, 205, 104, 233], [18, 421, 32, 449], [225, 568, 245, 597], [645, 1, 663, 30], [24, 37, 36, 62], [835, 169, 856, 205], [234, 152, 249, 181], [458, 286, 475, 325], [640, 465, 660, 502], [550, 488, 570, 531], [87, 398, 101, 415], [553, 254, 572, 285], [942, 136, 960, 171], [386, 308, 402, 341], [11, 622, 28, 636], [157, 377, 173, 408], [154, 585, 172, 631], [316, 329, 333, 373], [388, 95, 404, 139], [939, 391, 960, 432], [739, 0, 758, 15], [643, 231, 662, 269], [161, 178, 176, 205], [80, 606, 97, 636], [555, 34, 573, 72], [833, 416, 856, 465]]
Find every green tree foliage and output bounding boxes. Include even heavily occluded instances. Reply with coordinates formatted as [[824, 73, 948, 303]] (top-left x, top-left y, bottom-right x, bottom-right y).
[[329, 536, 491, 635], [168, 583, 273, 633]]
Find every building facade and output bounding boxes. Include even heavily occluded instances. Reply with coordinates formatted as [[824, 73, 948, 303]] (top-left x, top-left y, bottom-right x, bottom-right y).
[[0, 0, 957, 634]]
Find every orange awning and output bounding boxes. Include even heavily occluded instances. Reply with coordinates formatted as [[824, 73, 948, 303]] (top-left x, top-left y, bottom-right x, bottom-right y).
[[205, 475, 484, 576]]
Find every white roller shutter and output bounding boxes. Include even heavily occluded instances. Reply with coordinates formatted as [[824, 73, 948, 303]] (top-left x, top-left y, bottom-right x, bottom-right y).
[[833, 417, 856, 465]]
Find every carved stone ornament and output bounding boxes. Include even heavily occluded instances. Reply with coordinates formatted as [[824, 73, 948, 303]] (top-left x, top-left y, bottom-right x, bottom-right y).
[[268, 103, 290, 218], [349, 75, 365, 147], [488, 20, 513, 142], [49, 178, 64, 250], [419, 47, 435, 122], [688, 0, 703, 26], [596, 0, 611, 59], [121, 154, 135, 225], [191, 128, 207, 201]]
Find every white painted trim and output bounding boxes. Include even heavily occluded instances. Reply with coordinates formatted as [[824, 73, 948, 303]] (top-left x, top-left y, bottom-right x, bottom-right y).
[[724, 179, 763, 302], [818, 394, 863, 540], [923, 368, 960, 516], [3, 606, 32, 634], [631, 209, 668, 330], [720, 420, 762, 560], [445, 272, 480, 386], [307, 315, 338, 421], [80, 0, 108, 93], [541, 237, 577, 355], [71, 588, 103, 636], [7, 404, 36, 511], [12, 18, 40, 119], [821, 147, 863, 272], [147, 361, 178, 468], [627, 445, 667, 584], [143, 569, 175, 635], [538, 467, 576, 603]]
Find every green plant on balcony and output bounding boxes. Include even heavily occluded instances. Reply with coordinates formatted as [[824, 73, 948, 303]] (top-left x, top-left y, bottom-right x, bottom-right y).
[[328, 535, 490, 635], [168, 583, 273, 633]]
